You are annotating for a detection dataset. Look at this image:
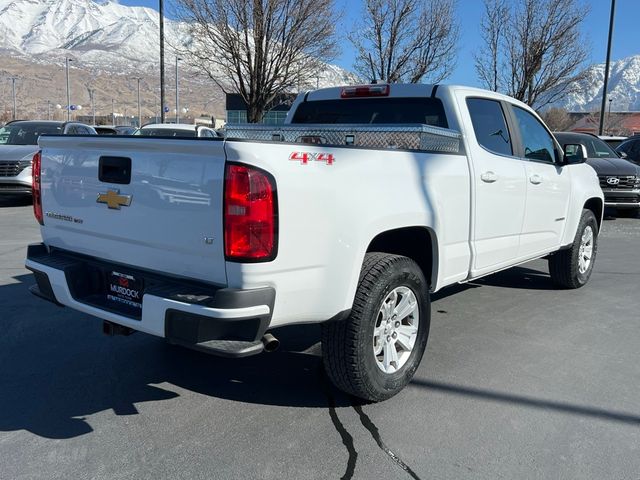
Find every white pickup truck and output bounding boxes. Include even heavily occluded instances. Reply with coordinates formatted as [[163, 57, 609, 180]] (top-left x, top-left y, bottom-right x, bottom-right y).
[[26, 84, 603, 401]]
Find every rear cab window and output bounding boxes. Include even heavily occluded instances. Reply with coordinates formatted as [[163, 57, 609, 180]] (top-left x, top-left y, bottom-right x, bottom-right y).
[[290, 97, 448, 128], [466, 98, 513, 156], [135, 129, 196, 137]]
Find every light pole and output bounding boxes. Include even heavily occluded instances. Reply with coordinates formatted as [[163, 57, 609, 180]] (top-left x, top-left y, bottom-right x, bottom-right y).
[[156, 87, 161, 123], [598, 0, 616, 136], [89, 89, 96, 125], [112, 99, 115, 126], [159, 0, 166, 123], [175, 56, 181, 123], [65, 57, 74, 121], [10, 77, 17, 119], [133, 77, 142, 127], [607, 97, 613, 134]]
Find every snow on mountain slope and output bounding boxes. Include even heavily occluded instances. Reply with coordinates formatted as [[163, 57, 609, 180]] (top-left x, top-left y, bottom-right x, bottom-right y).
[[552, 55, 640, 112], [0, 0, 355, 87], [0, 0, 180, 68]]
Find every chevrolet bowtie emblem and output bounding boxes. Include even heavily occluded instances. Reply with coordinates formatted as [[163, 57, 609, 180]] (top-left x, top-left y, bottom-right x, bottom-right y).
[[96, 189, 132, 209]]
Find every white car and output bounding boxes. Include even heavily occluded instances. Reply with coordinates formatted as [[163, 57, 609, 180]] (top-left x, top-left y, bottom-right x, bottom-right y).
[[26, 84, 602, 401], [0, 120, 96, 194], [134, 123, 220, 138]]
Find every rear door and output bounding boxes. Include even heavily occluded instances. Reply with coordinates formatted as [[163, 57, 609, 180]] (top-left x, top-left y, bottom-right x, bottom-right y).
[[38, 136, 227, 285], [460, 95, 527, 275]]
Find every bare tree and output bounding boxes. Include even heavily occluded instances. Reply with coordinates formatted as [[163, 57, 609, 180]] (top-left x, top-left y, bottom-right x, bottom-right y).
[[351, 0, 459, 83], [175, 0, 338, 122], [585, 110, 629, 136], [474, 0, 508, 92], [0, 110, 11, 125], [540, 107, 574, 131], [475, 0, 589, 108]]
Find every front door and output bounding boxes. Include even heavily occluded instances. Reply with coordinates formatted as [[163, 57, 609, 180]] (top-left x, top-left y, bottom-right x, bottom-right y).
[[509, 105, 571, 257]]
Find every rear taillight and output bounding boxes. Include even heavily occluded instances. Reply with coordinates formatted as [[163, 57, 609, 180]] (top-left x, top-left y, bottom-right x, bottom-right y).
[[224, 163, 277, 262], [32, 151, 43, 225], [340, 84, 390, 98]]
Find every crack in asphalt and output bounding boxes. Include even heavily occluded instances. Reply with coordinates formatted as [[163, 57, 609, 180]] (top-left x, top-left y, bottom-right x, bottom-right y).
[[352, 404, 422, 480], [318, 367, 357, 480], [318, 364, 422, 480]]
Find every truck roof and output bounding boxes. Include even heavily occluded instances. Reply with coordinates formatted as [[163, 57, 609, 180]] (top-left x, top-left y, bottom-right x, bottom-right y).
[[303, 83, 532, 110], [140, 123, 198, 130]]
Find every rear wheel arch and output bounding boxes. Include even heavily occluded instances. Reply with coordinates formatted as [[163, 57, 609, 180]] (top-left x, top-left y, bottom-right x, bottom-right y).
[[365, 226, 438, 290]]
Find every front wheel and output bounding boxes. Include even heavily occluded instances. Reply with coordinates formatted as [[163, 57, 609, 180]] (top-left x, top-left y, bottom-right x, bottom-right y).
[[321, 253, 430, 402], [549, 209, 599, 289]]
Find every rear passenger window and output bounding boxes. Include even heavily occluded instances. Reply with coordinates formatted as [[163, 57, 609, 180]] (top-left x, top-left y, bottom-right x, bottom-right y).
[[466, 98, 512, 156], [512, 106, 556, 163]]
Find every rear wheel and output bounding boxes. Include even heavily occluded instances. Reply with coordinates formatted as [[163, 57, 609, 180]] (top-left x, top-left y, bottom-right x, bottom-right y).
[[321, 253, 430, 402], [549, 209, 598, 289]]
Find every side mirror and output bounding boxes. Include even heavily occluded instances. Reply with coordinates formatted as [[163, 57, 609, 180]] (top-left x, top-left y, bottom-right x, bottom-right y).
[[563, 144, 587, 165], [618, 151, 628, 159]]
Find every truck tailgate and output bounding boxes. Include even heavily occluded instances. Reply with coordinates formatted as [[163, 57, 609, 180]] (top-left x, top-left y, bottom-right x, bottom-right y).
[[38, 136, 227, 285]]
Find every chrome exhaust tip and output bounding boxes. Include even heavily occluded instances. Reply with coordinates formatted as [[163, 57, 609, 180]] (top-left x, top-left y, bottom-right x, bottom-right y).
[[261, 333, 280, 353]]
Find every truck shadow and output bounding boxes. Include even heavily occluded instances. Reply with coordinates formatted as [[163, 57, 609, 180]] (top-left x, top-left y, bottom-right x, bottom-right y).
[[470, 265, 556, 290], [2, 272, 635, 442], [431, 264, 556, 297], [0, 274, 340, 440], [0, 264, 554, 444]]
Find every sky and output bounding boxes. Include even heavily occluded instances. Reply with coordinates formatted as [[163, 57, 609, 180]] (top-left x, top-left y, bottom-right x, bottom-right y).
[[121, 0, 639, 86]]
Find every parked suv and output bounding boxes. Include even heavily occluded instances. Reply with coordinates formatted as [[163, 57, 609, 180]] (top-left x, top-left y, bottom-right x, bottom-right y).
[[616, 135, 640, 165], [555, 132, 640, 216], [598, 135, 627, 149], [0, 120, 97, 195]]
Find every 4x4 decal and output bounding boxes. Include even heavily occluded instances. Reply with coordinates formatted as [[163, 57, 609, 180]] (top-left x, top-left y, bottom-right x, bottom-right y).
[[289, 152, 335, 165]]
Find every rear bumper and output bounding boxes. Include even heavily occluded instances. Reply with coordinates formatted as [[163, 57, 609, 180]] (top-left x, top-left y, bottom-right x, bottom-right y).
[[601, 189, 640, 208], [25, 243, 275, 357]]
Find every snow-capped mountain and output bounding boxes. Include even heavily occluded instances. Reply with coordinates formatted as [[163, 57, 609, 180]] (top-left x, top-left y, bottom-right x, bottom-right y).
[[0, 0, 170, 70], [553, 55, 640, 112], [0, 0, 354, 86]]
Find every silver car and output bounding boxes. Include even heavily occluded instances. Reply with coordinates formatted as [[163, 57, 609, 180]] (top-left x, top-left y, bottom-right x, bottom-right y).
[[0, 121, 97, 195]]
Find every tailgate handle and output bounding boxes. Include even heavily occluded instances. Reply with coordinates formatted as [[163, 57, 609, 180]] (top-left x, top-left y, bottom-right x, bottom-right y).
[[99, 156, 131, 185]]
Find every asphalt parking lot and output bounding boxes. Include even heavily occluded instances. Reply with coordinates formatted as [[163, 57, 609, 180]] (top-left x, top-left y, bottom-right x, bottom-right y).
[[1, 196, 639, 480]]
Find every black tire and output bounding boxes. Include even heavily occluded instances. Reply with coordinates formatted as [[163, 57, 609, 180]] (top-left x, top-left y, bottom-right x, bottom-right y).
[[321, 253, 430, 402], [549, 209, 598, 289]]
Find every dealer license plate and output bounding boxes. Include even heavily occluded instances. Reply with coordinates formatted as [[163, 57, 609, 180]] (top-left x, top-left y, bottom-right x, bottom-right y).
[[107, 270, 144, 310]]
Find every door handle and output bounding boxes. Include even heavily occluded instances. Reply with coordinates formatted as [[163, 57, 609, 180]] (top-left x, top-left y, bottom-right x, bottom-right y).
[[529, 174, 543, 185], [480, 171, 498, 183]]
